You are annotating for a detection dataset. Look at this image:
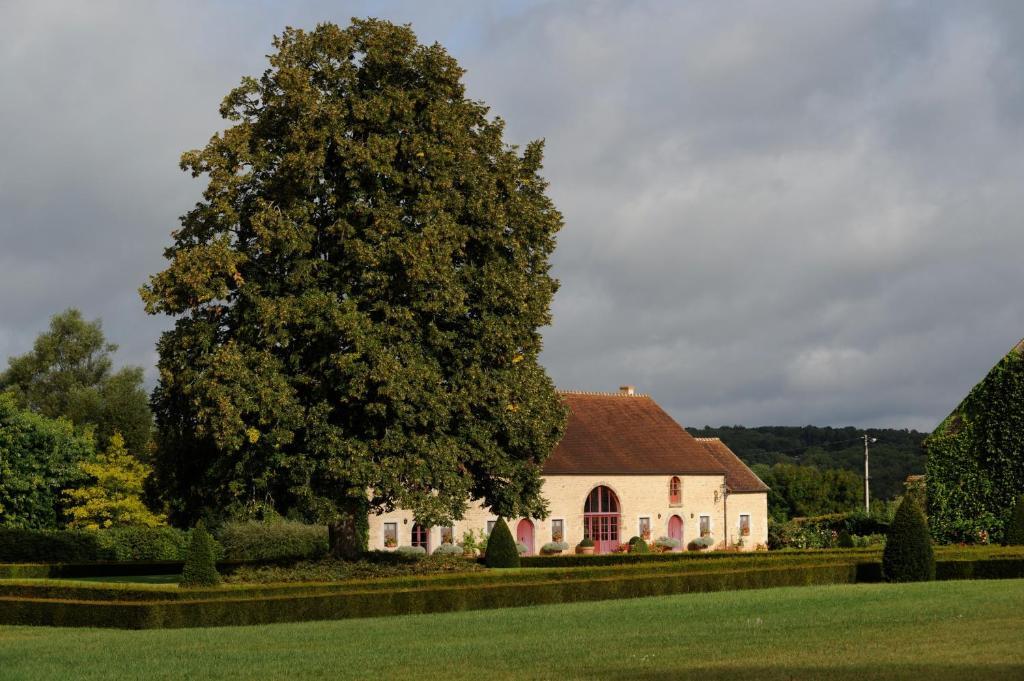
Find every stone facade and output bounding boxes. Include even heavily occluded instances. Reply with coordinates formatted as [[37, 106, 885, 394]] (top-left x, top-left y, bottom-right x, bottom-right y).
[[368, 473, 768, 553]]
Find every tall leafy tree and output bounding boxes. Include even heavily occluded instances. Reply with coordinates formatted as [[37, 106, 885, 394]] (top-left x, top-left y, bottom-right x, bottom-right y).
[[141, 20, 566, 556], [0, 309, 153, 456], [0, 393, 93, 529]]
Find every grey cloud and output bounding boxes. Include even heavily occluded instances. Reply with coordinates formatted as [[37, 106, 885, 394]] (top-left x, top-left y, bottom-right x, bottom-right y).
[[1, 1, 1021, 433]]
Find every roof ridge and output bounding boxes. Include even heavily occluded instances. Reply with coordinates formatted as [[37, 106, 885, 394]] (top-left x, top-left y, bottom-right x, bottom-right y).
[[693, 437, 722, 442]]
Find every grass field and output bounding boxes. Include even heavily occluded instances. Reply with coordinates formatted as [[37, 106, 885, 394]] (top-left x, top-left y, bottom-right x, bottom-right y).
[[1, 580, 1022, 680]]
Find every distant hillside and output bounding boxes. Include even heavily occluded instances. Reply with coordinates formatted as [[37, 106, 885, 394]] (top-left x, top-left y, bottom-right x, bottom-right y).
[[686, 425, 928, 501]]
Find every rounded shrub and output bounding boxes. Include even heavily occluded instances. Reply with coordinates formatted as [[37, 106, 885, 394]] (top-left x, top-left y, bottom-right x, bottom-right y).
[[1005, 495, 1024, 546], [540, 541, 569, 554], [485, 518, 520, 568], [432, 543, 463, 556], [578, 537, 594, 548], [395, 545, 427, 557], [628, 536, 649, 554], [179, 522, 221, 588], [882, 497, 935, 582], [218, 520, 328, 561], [837, 530, 855, 548], [515, 542, 529, 555], [655, 536, 680, 550]]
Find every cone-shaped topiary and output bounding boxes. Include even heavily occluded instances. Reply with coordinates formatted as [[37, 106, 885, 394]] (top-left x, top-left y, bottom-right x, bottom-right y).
[[1005, 495, 1024, 546], [484, 518, 520, 568], [882, 497, 935, 582], [179, 521, 221, 587]]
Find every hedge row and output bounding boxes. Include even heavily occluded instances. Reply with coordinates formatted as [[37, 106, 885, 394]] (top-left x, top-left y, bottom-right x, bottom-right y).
[[0, 527, 193, 563], [0, 559, 260, 580], [518, 546, 879, 568], [0, 562, 862, 629]]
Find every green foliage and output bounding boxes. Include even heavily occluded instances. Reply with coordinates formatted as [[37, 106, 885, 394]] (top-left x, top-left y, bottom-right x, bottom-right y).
[[226, 553, 479, 584], [140, 20, 566, 555], [0, 309, 153, 456], [882, 498, 935, 582], [395, 546, 427, 557], [540, 541, 568, 554], [0, 393, 94, 529], [749, 462, 864, 521], [837, 530, 855, 548], [433, 543, 463, 556], [0, 526, 190, 562], [63, 433, 165, 530], [655, 537, 680, 550], [628, 536, 649, 553], [578, 537, 594, 548], [691, 425, 926, 503], [94, 527, 189, 561], [927, 340, 1024, 543], [689, 537, 715, 550], [218, 520, 328, 561], [0, 527, 101, 562], [180, 522, 221, 587], [767, 512, 891, 550], [485, 519, 520, 568], [1005, 495, 1024, 546]]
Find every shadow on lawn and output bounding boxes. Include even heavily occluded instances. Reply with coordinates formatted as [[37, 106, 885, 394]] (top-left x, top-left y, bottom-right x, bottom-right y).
[[611, 663, 1024, 681]]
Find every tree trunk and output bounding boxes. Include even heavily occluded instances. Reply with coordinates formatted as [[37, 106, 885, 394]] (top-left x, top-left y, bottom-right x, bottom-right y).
[[329, 497, 368, 560]]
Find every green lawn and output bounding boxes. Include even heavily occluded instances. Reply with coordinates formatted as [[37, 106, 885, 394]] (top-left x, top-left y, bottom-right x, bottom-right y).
[[1, 580, 1022, 680]]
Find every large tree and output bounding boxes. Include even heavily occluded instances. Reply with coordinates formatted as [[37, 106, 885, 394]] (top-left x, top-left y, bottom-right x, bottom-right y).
[[141, 20, 566, 556], [0, 309, 153, 456]]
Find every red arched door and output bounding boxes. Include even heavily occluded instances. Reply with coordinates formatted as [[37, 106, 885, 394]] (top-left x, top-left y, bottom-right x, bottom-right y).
[[584, 486, 620, 554], [668, 515, 684, 551], [517, 519, 535, 555]]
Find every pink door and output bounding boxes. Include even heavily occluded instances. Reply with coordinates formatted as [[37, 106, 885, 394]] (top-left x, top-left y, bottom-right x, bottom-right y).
[[584, 486, 621, 554], [517, 519, 535, 555], [668, 515, 683, 551]]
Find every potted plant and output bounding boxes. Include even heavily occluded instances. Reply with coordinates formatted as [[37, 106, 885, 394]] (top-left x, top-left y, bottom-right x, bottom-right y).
[[576, 537, 595, 555], [384, 536, 397, 549], [688, 536, 715, 551], [552, 530, 564, 543], [540, 541, 569, 555]]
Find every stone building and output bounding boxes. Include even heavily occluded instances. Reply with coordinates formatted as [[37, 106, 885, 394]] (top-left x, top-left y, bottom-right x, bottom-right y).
[[368, 387, 768, 554]]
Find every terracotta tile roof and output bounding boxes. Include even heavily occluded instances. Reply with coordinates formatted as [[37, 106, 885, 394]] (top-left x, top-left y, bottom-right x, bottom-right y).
[[542, 392, 726, 476], [694, 437, 770, 493]]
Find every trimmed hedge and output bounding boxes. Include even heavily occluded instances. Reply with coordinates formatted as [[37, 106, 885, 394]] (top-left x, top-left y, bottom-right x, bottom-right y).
[[0, 562, 863, 629], [1005, 495, 1024, 546], [180, 523, 220, 588], [3, 555, 1023, 629], [0, 527, 194, 563], [882, 498, 935, 582], [218, 521, 328, 562], [485, 519, 520, 568]]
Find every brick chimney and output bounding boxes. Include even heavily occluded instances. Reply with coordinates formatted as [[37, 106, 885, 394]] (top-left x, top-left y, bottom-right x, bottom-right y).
[[619, 385, 636, 396]]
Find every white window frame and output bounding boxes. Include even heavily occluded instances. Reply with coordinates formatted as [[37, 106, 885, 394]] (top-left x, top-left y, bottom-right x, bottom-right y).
[[638, 516, 651, 539], [551, 518, 565, 542], [486, 519, 497, 535], [383, 522, 398, 548], [739, 514, 751, 536], [699, 514, 712, 537], [440, 525, 455, 545]]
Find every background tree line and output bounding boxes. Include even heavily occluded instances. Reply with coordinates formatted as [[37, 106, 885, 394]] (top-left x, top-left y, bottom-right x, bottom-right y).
[[688, 425, 927, 521]]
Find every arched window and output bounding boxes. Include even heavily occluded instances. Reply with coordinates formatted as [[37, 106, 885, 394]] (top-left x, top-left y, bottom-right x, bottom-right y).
[[583, 486, 620, 554], [584, 485, 620, 514], [411, 523, 429, 551], [669, 477, 682, 505]]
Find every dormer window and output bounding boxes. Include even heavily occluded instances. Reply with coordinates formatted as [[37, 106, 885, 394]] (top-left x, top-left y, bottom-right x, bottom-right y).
[[669, 476, 682, 506]]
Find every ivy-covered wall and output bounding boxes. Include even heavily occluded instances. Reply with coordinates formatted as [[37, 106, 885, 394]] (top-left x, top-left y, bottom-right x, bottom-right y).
[[926, 339, 1024, 543]]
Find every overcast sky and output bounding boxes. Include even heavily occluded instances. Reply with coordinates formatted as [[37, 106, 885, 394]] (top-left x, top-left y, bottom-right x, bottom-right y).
[[2, 1, 1022, 432]]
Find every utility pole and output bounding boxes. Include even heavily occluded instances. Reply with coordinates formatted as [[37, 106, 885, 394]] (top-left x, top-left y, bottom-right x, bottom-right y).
[[863, 433, 877, 514]]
